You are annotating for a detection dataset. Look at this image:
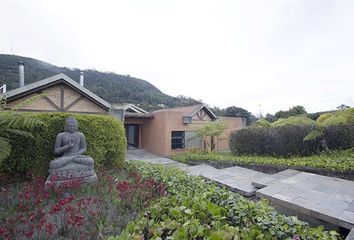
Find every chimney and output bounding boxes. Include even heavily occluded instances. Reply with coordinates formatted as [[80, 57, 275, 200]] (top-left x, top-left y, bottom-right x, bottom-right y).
[[18, 61, 24, 87], [0, 84, 6, 93], [79, 71, 84, 86]]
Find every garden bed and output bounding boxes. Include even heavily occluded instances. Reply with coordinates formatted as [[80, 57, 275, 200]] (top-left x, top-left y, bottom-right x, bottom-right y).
[[110, 162, 343, 239], [171, 149, 354, 180], [0, 168, 166, 239], [0, 163, 346, 239]]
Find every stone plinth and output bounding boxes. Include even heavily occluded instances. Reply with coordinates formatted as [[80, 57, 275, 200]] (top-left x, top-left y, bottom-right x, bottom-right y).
[[45, 162, 97, 187]]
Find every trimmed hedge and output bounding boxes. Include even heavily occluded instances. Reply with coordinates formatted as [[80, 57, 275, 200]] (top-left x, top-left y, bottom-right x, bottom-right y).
[[229, 124, 354, 157], [229, 125, 321, 157], [0, 112, 126, 176]]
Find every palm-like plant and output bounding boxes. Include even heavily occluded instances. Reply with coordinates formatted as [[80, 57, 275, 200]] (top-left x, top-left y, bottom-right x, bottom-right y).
[[303, 108, 354, 151], [197, 121, 227, 152], [0, 97, 43, 163]]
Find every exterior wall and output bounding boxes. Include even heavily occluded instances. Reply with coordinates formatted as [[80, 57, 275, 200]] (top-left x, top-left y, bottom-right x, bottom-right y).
[[166, 110, 211, 156], [6, 83, 107, 114], [140, 111, 167, 156], [216, 117, 245, 151]]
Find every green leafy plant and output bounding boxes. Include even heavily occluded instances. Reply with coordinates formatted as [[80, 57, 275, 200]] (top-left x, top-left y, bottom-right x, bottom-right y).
[[0, 96, 43, 164], [172, 149, 354, 172], [197, 121, 227, 152]]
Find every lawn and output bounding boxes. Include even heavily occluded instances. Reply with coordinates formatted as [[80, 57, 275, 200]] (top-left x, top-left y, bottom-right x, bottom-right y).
[[171, 149, 354, 172]]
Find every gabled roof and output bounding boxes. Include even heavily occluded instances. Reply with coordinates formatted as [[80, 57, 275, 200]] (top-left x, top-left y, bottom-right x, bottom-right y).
[[111, 103, 149, 114], [2, 73, 111, 110], [153, 104, 217, 120], [187, 104, 217, 120], [111, 103, 154, 119]]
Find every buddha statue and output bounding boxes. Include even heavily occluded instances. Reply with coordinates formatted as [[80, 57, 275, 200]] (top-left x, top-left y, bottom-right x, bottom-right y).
[[46, 117, 97, 186]]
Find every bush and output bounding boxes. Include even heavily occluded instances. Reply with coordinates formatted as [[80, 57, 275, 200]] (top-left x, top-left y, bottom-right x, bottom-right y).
[[0, 112, 126, 176], [324, 124, 354, 150], [229, 125, 320, 157]]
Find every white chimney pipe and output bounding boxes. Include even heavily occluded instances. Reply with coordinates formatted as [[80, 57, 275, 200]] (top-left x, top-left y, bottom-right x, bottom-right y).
[[18, 61, 24, 87], [79, 72, 84, 86], [0, 84, 6, 93]]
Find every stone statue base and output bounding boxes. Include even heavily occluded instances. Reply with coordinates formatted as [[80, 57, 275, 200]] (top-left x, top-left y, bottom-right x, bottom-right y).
[[45, 161, 98, 188]]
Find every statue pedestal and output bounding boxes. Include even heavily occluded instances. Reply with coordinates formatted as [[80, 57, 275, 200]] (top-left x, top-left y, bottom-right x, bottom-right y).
[[45, 162, 97, 188]]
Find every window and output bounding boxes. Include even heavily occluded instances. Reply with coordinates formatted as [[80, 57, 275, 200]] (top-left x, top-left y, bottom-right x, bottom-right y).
[[171, 131, 185, 149]]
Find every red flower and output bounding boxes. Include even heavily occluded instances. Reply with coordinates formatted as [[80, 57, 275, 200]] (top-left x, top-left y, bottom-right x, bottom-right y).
[[46, 223, 55, 234], [24, 230, 34, 238], [0, 227, 7, 235]]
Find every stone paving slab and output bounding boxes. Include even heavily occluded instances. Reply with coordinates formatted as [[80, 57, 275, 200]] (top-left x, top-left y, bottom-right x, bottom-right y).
[[256, 172, 354, 230], [206, 166, 270, 197], [252, 169, 301, 188]]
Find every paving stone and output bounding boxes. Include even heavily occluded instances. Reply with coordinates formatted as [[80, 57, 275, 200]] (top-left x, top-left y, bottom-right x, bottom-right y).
[[340, 211, 354, 229], [127, 149, 354, 230]]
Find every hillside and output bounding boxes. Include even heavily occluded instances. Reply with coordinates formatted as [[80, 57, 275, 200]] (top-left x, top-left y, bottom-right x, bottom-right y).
[[0, 54, 199, 111]]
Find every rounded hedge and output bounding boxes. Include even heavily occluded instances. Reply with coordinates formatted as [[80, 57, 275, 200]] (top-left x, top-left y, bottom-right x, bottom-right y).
[[0, 112, 127, 176]]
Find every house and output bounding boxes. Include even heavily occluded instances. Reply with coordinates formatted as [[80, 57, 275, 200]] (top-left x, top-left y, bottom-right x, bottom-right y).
[[2, 71, 245, 156], [116, 104, 246, 156], [2, 73, 112, 115]]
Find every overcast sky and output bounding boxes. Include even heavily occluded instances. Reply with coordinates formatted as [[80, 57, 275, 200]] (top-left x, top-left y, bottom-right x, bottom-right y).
[[1, 0, 353, 115]]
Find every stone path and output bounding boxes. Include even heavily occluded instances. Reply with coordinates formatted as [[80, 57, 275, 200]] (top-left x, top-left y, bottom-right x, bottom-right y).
[[126, 149, 354, 233]]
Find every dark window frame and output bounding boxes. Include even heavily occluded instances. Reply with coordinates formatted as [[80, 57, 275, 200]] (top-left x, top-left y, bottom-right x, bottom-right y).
[[171, 131, 185, 149]]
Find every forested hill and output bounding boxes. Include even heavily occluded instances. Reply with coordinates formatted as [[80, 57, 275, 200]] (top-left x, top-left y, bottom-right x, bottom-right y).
[[0, 54, 199, 111]]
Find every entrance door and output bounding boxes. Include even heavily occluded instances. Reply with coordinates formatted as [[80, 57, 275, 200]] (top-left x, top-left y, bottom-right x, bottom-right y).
[[125, 124, 139, 149]]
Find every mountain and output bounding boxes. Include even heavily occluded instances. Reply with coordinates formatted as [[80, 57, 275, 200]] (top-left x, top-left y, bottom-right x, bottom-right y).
[[0, 54, 199, 111]]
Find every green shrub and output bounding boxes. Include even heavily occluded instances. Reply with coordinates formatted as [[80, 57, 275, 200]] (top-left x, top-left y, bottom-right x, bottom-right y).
[[0, 112, 126, 176], [271, 116, 316, 127], [110, 161, 341, 239], [229, 125, 320, 157], [324, 124, 354, 150]]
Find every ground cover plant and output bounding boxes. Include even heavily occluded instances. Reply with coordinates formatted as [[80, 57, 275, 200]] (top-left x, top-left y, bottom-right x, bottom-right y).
[[0, 168, 166, 239], [171, 149, 354, 172], [110, 161, 341, 240]]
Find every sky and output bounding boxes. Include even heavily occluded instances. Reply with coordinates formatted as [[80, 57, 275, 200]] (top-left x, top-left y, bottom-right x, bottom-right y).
[[0, 0, 353, 115]]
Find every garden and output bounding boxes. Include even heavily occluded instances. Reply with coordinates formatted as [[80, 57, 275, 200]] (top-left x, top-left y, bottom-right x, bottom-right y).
[[173, 108, 354, 178], [0, 107, 352, 239]]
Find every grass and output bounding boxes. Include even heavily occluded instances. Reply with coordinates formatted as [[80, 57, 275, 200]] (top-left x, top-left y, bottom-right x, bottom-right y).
[[171, 148, 354, 172]]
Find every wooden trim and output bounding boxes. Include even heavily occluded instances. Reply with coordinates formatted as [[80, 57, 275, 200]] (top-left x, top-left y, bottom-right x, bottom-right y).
[[60, 85, 64, 111], [202, 111, 207, 119], [10, 109, 104, 114], [64, 96, 84, 111], [42, 96, 61, 110]]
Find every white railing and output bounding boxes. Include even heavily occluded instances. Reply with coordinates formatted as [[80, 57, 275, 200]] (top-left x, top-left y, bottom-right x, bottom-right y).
[[0, 84, 6, 93]]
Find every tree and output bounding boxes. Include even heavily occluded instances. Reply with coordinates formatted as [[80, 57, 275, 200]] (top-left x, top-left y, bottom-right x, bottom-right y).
[[274, 105, 307, 120], [303, 108, 354, 152], [336, 104, 350, 110], [224, 106, 254, 125], [208, 106, 225, 116], [197, 121, 227, 152]]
